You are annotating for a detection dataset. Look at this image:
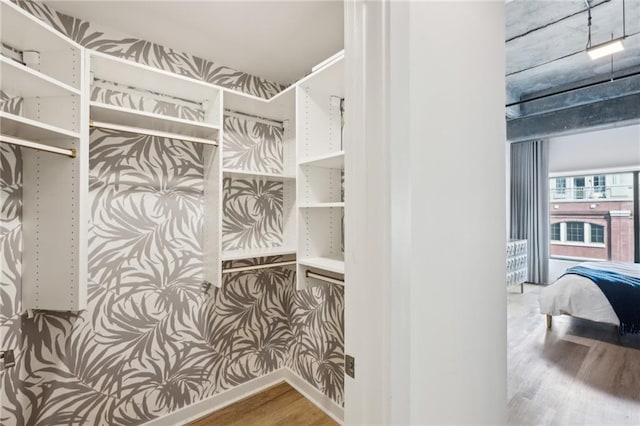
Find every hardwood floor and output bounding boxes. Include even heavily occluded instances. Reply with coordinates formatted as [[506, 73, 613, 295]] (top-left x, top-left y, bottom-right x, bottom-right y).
[[187, 382, 338, 426], [508, 284, 640, 425]]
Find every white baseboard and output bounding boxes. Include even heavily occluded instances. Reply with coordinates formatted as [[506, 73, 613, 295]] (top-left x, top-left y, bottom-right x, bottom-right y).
[[282, 368, 344, 424], [142, 368, 344, 426], [143, 369, 286, 426]]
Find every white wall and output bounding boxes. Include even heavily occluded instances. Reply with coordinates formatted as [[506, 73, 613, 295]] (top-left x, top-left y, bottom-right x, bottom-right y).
[[549, 124, 640, 174], [408, 2, 506, 425]]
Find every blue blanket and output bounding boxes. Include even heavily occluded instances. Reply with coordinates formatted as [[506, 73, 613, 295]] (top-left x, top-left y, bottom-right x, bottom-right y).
[[564, 265, 640, 335]]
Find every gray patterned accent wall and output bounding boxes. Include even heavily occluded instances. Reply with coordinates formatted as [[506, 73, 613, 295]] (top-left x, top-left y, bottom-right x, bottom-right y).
[[0, 136, 343, 425], [12, 0, 285, 99]]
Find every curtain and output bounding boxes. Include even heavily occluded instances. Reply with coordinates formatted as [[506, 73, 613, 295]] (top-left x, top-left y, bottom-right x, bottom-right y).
[[510, 140, 549, 284]]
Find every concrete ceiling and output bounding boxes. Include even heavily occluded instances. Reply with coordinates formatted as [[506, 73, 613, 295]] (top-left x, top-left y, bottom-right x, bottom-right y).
[[46, 1, 344, 86], [506, 0, 640, 103]]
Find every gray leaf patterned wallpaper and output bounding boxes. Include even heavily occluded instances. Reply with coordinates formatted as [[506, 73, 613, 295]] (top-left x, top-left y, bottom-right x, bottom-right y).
[[12, 0, 285, 99], [223, 116, 284, 174], [0, 131, 344, 425]]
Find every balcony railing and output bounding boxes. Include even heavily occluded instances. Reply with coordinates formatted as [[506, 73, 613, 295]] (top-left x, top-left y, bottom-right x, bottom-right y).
[[550, 184, 633, 201]]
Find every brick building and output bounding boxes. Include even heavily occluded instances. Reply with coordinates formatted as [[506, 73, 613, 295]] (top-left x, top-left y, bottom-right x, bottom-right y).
[[549, 172, 635, 262]]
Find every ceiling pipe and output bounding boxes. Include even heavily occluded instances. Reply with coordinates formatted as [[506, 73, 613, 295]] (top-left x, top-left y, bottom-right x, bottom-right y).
[[505, 69, 640, 108]]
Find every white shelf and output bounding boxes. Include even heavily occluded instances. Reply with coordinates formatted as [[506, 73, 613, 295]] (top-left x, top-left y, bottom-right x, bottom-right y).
[[1, 0, 81, 54], [299, 202, 344, 208], [222, 246, 297, 261], [299, 256, 344, 274], [1, 57, 81, 98], [299, 151, 344, 168], [90, 102, 220, 141], [223, 168, 295, 180], [0, 112, 80, 140], [90, 51, 219, 104], [224, 86, 295, 122]]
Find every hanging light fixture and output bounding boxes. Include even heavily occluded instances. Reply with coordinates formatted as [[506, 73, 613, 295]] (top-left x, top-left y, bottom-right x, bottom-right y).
[[584, 0, 626, 60]]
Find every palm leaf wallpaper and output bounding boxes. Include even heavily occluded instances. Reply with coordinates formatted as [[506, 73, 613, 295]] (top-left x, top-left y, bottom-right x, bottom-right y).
[[223, 116, 284, 174], [0, 129, 344, 425], [1, 90, 24, 115], [12, 0, 285, 99]]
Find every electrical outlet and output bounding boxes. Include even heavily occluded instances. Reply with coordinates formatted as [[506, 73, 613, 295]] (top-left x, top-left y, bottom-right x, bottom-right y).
[[345, 354, 355, 378]]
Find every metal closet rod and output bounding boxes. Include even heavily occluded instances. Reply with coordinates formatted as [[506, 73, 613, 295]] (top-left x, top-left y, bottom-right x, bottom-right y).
[[0, 134, 76, 158], [222, 259, 296, 274], [90, 121, 218, 147], [224, 109, 284, 128], [305, 270, 344, 285]]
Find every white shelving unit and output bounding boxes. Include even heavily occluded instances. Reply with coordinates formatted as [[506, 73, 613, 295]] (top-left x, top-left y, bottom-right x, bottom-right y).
[[220, 88, 297, 271], [1, 0, 87, 311], [87, 50, 223, 287], [296, 55, 345, 289]]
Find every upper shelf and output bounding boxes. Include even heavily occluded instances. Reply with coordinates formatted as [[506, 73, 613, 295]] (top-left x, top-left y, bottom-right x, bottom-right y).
[[0, 112, 80, 140], [299, 255, 344, 275], [90, 51, 220, 105], [1, 56, 80, 98], [222, 168, 295, 180], [90, 102, 220, 141], [299, 151, 344, 169], [222, 246, 296, 261], [0, 0, 81, 55]]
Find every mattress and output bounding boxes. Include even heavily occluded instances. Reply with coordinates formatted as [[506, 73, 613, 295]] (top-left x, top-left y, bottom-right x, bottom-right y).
[[540, 270, 620, 326]]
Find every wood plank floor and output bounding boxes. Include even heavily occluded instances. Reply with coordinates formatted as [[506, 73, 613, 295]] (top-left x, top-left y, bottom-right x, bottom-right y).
[[188, 382, 338, 426], [508, 284, 640, 425]]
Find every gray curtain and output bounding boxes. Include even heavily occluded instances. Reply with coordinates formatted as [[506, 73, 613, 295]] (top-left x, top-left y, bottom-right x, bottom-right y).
[[510, 140, 549, 284]]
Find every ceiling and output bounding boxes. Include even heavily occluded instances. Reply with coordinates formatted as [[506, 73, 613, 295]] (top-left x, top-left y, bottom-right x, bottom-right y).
[[46, 1, 344, 86], [506, 0, 640, 104]]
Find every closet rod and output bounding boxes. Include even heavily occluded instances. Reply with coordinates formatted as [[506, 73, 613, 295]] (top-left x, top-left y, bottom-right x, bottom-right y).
[[224, 109, 284, 128], [222, 260, 296, 274], [0, 134, 76, 158], [89, 121, 219, 147], [305, 270, 344, 285]]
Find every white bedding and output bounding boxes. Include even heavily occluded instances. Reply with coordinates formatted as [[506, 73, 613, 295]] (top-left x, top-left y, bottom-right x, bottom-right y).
[[540, 273, 619, 325]]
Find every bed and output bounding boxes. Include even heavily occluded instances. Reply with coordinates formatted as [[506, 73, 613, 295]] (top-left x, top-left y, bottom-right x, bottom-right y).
[[540, 261, 640, 334]]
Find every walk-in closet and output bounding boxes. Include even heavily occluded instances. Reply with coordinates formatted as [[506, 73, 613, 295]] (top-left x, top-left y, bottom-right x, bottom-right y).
[[0, 1, 347, 424]]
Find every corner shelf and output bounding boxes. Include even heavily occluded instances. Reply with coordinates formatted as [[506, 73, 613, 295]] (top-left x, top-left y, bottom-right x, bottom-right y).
[[299, 151, 344, 169], [222, 246, 297, 261], [0, 112, 80, 141], [299, 256, 344, 275]]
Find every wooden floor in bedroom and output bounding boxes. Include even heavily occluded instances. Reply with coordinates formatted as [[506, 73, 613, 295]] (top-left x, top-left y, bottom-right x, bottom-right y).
[[509, 284, 640, 425], [187, 382, 338, 426]]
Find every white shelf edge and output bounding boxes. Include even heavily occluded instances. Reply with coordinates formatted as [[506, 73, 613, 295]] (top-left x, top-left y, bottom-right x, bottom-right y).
[[222, 168, 295, 180], [1, 56, 81, 96], [221, 247, 297, 261], [299, 202, 345, 208], [298, 256, 345, 275], [0, 111, 81, 139], [298, 151, 345, 167], [90, 102, 221, 131]]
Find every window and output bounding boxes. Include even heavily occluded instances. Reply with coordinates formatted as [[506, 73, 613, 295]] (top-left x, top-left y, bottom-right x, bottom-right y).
[[550, 223, 561, 241], [593, 175, 606, 194], [566, 222, 584, 242], [574, 177, 585, 199], [555, 178, 566, 196], [591, 224, 604, 244], [549, 171, 637, 262]]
